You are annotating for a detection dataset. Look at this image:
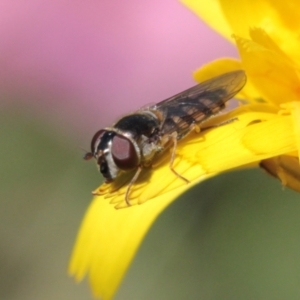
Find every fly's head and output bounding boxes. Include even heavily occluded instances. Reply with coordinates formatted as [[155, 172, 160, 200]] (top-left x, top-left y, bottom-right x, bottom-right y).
[[84, 129, 141, 182]]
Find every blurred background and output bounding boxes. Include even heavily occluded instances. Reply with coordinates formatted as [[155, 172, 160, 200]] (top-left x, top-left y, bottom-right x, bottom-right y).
[[2, 0, 300, 299]]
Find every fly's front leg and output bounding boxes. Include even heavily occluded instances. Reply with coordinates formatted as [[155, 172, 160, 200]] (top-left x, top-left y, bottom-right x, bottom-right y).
[[167, 123, 202, 183], [125, 166, 143, 206]]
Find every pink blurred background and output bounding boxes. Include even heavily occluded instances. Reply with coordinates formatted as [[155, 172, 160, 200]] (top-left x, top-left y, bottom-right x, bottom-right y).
[[0, 1, 239, 299], [0, 0, 236, 140]]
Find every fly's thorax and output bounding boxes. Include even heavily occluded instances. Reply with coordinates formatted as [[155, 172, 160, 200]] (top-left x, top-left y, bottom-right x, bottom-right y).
[[89, 128, 142, 182], [138, 134, 162, 165], [113, 111, 160, 138]]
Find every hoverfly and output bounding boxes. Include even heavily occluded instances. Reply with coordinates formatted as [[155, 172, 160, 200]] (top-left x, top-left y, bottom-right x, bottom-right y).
[[84, 70, 246, 205]]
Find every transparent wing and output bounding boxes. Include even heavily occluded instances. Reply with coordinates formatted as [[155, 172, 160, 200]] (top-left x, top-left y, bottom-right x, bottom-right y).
[[152, 70, 246, 139]]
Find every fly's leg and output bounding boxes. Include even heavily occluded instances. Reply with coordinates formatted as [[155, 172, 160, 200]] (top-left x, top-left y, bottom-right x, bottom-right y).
[[169, 132, 190, 184], [192, 123, 201, 133], [125, 166, 143, 206], [201, 117, 238, 131], [168, 123, 202, 183]]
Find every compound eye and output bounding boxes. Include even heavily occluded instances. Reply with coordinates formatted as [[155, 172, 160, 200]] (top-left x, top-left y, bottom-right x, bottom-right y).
[[111, 134, 139, 170], [90, 129, 105, 153]]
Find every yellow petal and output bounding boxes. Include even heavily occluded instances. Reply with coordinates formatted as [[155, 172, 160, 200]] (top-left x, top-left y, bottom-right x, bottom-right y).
[[281, 102, 300, 158], [241, 115, 295, 155], [69, 181, 206, 300], [192, 110, 296, 172], [260, 155, 300, 192], [194, 58, 266, 103], [234, 34, 300, 106], [181, 0, 232, 40], [182, 0, 274, 41], [249, 27, 292, 62], [182, 0, 300, 63], [193, 58, 243, 82]]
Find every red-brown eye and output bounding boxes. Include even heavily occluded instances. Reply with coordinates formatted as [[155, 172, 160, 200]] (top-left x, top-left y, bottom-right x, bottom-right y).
[[90, 129, 105, 153], [111, 134, 139, 170]]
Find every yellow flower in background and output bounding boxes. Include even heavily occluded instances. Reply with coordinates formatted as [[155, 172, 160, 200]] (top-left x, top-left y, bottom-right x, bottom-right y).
[[69, 0, 300, 299]]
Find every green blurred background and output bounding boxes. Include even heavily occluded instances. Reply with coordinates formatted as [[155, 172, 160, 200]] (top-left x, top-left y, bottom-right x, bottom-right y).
[[0, 109, 95, 299]]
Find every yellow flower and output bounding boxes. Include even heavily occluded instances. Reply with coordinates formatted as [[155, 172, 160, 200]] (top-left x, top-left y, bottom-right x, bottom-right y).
[[69, 1, 300, 299], [183, 0, 300, 185]]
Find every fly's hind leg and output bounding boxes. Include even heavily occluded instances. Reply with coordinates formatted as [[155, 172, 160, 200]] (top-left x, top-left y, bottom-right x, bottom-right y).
[[201, 117, 238, 131]]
